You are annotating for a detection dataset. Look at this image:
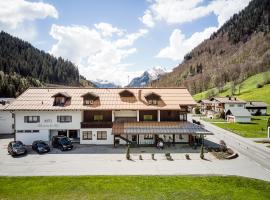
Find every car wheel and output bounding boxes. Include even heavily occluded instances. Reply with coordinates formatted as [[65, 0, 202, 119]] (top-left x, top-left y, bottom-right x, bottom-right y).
[[60, 146, 64, 151]]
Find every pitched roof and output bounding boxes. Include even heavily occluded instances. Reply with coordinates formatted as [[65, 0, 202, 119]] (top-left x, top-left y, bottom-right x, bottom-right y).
[[245, 101, 268, 108], [211, 97, 246, 104], [5, 87, 196, 111], [198, 99, 212, 104], [0, 98, 15, 111], [112, 121, 212, 135], [226, 108, 251, 117]]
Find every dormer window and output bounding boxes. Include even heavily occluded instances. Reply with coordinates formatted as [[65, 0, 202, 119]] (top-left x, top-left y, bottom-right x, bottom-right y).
[[144, 92, 161, 105], [81, 92, 98, 105], [52, 92, 71, 106], [119, 90, 134, 97]]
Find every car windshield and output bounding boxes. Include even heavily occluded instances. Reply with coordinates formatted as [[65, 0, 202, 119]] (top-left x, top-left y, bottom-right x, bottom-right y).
[[37, 143, 46, 148], [13, 143, 23, 148], [60, 138, 71, 145]]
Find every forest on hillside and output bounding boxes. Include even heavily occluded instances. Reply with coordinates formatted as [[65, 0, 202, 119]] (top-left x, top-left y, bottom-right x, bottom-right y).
[[0, 31, 85, 97], [151, 0, 270, 95]]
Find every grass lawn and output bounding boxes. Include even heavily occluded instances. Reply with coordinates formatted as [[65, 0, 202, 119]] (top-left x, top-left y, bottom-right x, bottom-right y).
[[213, 116, 269, 138], [201, 118, 227, 123], [0, 176, 270, 200]]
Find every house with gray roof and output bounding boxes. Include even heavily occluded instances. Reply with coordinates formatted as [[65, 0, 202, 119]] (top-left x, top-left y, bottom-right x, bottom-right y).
[[245, 101, 268, 116], [225, 108, 251, 123]]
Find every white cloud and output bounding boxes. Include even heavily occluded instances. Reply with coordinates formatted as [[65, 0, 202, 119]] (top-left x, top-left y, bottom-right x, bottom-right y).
[[140, 0, 251, 28], [139, 10, 155, 28], [0, 0, 58, 41], [157, 27, 217, 61], [50, 24, 148, 86], [94, 22, 124, 37]]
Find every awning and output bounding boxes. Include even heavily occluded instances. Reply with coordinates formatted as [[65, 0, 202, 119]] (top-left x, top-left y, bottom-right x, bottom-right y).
[[112, 121, 212, 135]]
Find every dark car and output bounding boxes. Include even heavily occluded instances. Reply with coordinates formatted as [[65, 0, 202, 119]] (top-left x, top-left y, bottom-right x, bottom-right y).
[[52, 136, 73, 151], [32, 140, 50, 154], [7, 141, 27, 156]]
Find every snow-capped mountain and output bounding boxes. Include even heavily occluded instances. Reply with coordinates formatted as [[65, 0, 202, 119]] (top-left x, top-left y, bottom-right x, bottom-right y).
[[127, 67, 167, 87], [92, 79, 120, 88]]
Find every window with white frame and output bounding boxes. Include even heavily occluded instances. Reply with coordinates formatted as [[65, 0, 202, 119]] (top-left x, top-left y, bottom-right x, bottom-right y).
[[24, 116, 40, 123], [84, 99, 94, 105], [97, 131, 107, 140], [57, 116, 72, 123], [83, 131, 92, 140]]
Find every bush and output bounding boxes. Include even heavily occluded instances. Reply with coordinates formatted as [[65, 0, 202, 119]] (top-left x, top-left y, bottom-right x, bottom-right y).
[[126, 145, 131, 160], [194, 106, 201, 114], [200, 145, 204, 159], [165, 152, 173, 161], [151, 153, 155, 160], [139, 155, 143, 160], [185, 154, 190, 160], [257, 83, 263, 88], [219, 140, 227, 152]]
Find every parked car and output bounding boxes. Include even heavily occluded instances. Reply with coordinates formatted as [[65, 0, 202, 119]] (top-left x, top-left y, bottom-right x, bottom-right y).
[[32, 140, 50, 154], [7, 141, 27, 156], [52, 136, 73, 151]]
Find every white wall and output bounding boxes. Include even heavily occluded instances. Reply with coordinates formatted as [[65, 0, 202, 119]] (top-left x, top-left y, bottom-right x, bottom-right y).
[[15, 111, 81, 130], [224, 103, 245, 112], [235, 116, 251, 123], [16, 130, 49, 145], [80, 128, 114, 145], [0, 111, 14, 134]]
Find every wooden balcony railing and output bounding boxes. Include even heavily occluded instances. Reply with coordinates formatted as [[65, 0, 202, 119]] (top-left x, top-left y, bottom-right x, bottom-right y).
[[81, 121, 113, 128]]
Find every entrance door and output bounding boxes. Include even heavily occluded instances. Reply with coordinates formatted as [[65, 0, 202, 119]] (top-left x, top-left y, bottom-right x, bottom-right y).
[[131, 135, 137, 143], [58, 130, 67, 136], [69, 130, 78, 139]]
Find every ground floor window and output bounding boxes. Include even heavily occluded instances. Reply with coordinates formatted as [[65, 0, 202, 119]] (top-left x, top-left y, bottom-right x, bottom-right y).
[[144, 134, 153, 139], [143, 115, 153, 121], [83, 131, 92, 140], [97, 131, 107, 140]]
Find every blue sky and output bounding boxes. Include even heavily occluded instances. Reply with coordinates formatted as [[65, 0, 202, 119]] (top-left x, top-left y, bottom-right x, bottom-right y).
[[0, 0, 251, 85]]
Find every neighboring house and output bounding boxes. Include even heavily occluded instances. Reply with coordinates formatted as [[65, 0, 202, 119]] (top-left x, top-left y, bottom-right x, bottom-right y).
[[225, 108, 251, 123], [0, 98, 15, 134], [5, 87, 212, 145], [210, 97, 246, 113], [198, 99, 213, 115], [245, 101, 268, 115]]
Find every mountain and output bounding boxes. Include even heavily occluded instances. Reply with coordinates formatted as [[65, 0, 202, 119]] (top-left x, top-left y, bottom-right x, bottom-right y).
[[0, 31, 95, 97], [128, 67, 167, 87], [150, 0, 270, 95], [92, 79, 120, 88]]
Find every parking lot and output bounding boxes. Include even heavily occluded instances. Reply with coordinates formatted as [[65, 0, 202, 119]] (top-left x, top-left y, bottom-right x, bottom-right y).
[[1, 136, 270, 181]]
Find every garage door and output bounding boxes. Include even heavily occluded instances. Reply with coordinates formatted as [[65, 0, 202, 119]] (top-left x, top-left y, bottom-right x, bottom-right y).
[[16, 130, 49, 145]]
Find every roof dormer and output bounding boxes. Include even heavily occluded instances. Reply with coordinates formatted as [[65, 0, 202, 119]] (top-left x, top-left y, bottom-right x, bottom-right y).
[[52, 92, 71, 106], [81, 92, 99, 105], [119, 89, 134, 97], [144, 92, 161, 105]]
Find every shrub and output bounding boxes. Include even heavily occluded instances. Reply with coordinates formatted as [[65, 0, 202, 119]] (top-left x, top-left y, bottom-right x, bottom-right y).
[[185, 154, 190, 160], [219, 140, 227, 152], [165, 152, 173, 161], [194, 106, 201, 114], [257, 83, 263, 88], [126, 145, 131, 160], [200, 145, 204, 159], [151, 153, 155, 160], [139, 155, 143, 160]]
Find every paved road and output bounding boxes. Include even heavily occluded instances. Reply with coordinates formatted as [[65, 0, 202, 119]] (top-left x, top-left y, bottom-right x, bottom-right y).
[[194, 117, 270, 173]]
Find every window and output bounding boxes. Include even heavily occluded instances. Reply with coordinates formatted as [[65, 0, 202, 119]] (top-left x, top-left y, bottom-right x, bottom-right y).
[[57, 116, 72, 123], [229, 104, 234, 107], [144, 134, 153, 139], [148, 99, 158, 105], [94, 115, 103, 121], [17, 130, 23, 133], [55, 97, 66, 106], [237, 104, 243, 107], [25, 130, 31, 133], [179, 134, 183, 140], [83, 131, 92, 140], [24, 116, 40, 123], [97, 131, 107, 140], [143, 115, 153, 121], [84, 99, 94, 105], [179, 113, 187, 121], [33, 130, 39, 133]]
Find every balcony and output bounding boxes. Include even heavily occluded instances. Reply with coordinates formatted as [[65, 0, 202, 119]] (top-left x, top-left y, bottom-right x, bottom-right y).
[[81, 121, 113, 128]]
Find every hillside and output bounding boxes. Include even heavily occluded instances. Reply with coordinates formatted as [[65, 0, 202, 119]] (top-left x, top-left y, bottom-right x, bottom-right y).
[[193, 71, 270, 105], [0, 31, 95, 97], [151, 0, 270, 95]]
